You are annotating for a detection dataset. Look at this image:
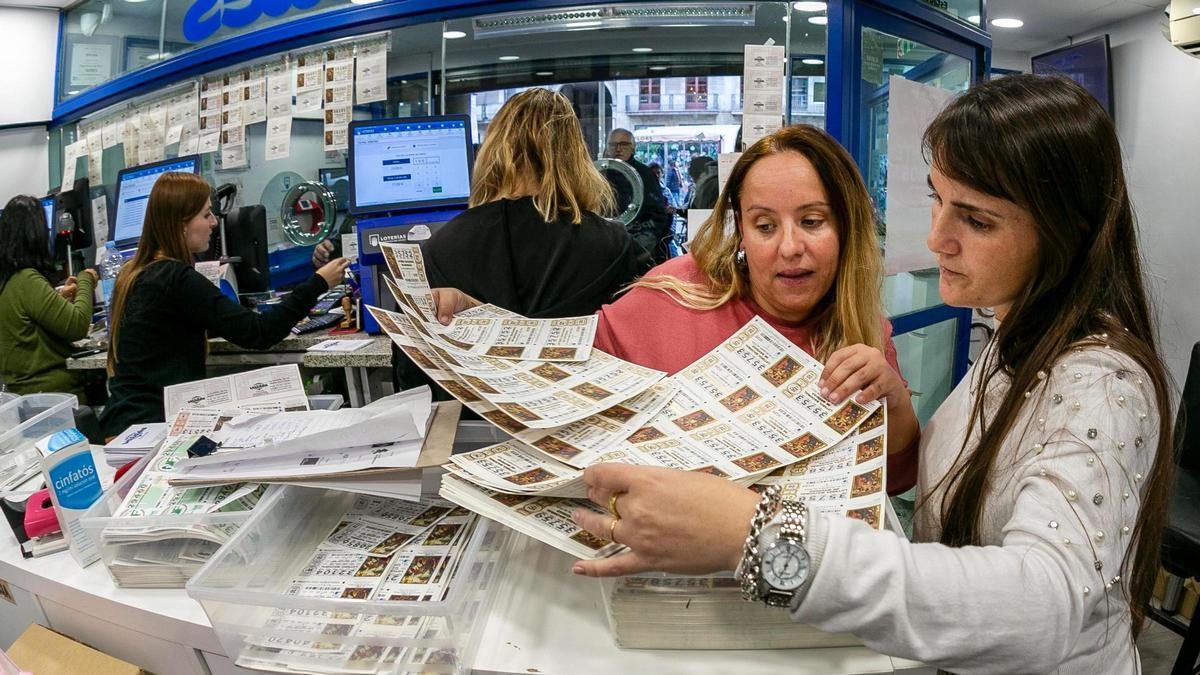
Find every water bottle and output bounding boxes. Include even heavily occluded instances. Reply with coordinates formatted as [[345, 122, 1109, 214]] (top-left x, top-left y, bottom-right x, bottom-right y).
[[98, 242, 124, 320]]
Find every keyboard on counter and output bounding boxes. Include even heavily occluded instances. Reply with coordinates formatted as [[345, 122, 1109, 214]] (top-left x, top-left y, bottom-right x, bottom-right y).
[[292, 312, 343, 335]]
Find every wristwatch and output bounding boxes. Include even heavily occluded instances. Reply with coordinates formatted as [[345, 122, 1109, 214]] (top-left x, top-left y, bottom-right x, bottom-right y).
[[758, 500, 811, 608], [738, 487, 811, 607]]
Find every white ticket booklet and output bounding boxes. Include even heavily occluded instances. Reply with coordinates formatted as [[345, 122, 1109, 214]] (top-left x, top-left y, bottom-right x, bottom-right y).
[[162, 364, 309, 418], [370, 305, 674, 452], [370, 303, 666, 429], [378, 243, 599, 362]]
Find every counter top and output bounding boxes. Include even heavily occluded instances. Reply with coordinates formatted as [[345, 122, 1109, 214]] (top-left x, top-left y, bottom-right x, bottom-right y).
[[67, 332, 392, 370]]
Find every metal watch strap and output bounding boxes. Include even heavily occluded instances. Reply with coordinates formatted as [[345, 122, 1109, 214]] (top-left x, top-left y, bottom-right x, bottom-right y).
[[761, 500, 809, 608], [738, 486, 782, 602]]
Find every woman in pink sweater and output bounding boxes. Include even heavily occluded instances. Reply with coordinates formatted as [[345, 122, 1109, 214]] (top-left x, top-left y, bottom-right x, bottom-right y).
[[434, 125, 919, 493]]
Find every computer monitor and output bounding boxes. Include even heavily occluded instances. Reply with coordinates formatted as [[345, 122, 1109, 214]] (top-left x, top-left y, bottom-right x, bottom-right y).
[[347, 115, 473, 216], [1032, 35, 1114, 117], [56, 178, 93, 251], [318, 167, 349, 212], [40, 196, 56, 252], [225, 204, 270, 293], [112, 155, 201, 250]]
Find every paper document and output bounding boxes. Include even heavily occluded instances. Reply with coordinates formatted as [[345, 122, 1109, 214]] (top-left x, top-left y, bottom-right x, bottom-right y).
[[163, 364, 309, 418], [308, 339, 371, 353]]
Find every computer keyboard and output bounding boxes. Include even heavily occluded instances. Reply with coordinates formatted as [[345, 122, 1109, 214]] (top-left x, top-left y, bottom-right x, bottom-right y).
[[292, 312, 343, 335]]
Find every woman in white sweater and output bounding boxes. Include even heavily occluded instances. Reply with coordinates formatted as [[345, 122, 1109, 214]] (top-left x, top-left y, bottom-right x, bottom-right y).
[[570, 74, 1174, 674]]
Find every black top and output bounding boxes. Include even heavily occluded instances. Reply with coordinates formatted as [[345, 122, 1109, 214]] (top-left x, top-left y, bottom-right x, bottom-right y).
[[99, 259, 328, 437], [422, 197, 651, 318], [393, 197, 649, 399]]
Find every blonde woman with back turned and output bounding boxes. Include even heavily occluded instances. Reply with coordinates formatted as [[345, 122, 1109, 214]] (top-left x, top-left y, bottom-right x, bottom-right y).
[[418, 88, 650, 318]]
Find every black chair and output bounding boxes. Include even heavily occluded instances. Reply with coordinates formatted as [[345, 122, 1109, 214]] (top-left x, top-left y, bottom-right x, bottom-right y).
[[1150, 341, 1200, 675]]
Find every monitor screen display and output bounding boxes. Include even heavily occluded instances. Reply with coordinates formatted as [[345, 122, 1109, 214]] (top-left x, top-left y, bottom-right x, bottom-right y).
[[41, 196, 55, 232], [319, 167, 349, 212], [112, 156, 200, 247], [1031, 35, 1113, 116], [348, 116, 473, 215], [41, 196, 55, 252]]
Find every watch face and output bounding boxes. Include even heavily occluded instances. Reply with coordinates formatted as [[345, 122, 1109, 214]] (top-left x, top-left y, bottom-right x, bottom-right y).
[[762, 539, 810, 591]]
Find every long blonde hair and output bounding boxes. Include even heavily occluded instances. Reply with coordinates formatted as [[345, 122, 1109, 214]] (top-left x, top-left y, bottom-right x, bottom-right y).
[[470, 88, 614, 224], [106, 172, 210, 374], [635, 125, 884, 359]]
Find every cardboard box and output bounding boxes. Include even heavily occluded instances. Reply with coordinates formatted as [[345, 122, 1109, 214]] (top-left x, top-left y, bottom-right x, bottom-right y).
[[5, 624, 145, 675]]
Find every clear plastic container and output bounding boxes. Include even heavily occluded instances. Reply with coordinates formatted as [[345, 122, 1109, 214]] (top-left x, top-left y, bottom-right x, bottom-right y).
[[186, 486, 511, 674], [451, 421, 510, 454], [0, 393, 77, 492], [308, 394, 346, 411], [79, 451, 271, 588], [599, 500, 905, 650]]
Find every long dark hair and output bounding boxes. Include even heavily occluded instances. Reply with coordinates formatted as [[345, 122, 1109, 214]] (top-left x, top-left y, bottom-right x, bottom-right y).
[[0, 195, 55, 289], [922, 74, 1172, 638], [106, 172, 210, 374]]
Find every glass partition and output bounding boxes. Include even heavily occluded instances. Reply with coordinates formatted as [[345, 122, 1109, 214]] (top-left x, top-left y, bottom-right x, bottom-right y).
[[859, 25, 971, 318], [52, 2, 832, 284]]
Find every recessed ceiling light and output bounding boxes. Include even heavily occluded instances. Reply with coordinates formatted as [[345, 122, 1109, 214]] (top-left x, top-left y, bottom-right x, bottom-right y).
[[808, 16, 828, 25], [498, 55, 520, 61], [145, 52, 172, 61], [443, 30, 467, 39], [990, 17, 1024, 28], [967, 15, 980, 24], [801, 58, 824, 65], [649, 65, 669, 71], [793, 1, 827, 11], [349, 0, 381, 5], [632, 47, 653, 53], [1192, 6, 1200, 14], [781, 15, 789, 22], [536, 71, 553, 76]]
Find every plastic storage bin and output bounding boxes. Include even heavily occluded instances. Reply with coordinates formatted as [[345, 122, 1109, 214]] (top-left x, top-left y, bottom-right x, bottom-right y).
[[451, 421, 510, 455], [79, 451, 271, 587], [0, 393, 77, 493], [187, 485, 511, 674], [308, 394, 346, 411]]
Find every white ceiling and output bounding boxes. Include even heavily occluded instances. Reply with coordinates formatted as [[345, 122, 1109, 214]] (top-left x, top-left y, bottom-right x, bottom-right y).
[[987, 0, 1164, 52]]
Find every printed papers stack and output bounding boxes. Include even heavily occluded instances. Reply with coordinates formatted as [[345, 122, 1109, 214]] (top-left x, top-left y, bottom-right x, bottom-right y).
[[91, 365, 312, 587], [603, 426, 895, 650], [102, 423, 168, 468], [163, 390, 460, 503], [229, 495, 491, 674], [437, 316, 887, 560], [604, 575, 862, 650], [99, 425, 269, 587], [363, 243, 888, 561]]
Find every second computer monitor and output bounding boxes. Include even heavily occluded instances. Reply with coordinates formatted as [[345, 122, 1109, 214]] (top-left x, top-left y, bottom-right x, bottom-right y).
[[347, 115, 473, 216], [112, 156, 201, 250], [40, 196, 55, 248], [225, 204, 270, 293]]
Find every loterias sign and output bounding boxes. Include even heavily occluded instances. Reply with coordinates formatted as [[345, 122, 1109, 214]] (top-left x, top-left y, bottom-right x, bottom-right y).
[[182, 0, 324, 43]]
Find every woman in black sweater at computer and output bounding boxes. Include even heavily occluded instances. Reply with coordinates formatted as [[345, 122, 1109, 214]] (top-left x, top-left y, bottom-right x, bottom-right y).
[[99, 172, 348, 438]]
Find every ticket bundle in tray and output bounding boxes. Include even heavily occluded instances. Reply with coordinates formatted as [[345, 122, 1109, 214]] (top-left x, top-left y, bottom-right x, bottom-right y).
[[186, 486, 510, 675], [79, 408, 272, 587]]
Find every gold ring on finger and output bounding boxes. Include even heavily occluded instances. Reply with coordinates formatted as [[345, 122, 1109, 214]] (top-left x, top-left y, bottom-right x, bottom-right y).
[[608, 517, 620, 544], [608, 492, 622, 519]]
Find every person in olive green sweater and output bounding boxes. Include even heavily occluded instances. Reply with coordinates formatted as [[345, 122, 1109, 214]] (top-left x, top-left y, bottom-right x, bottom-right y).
[[0, 195, 97, 400]]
